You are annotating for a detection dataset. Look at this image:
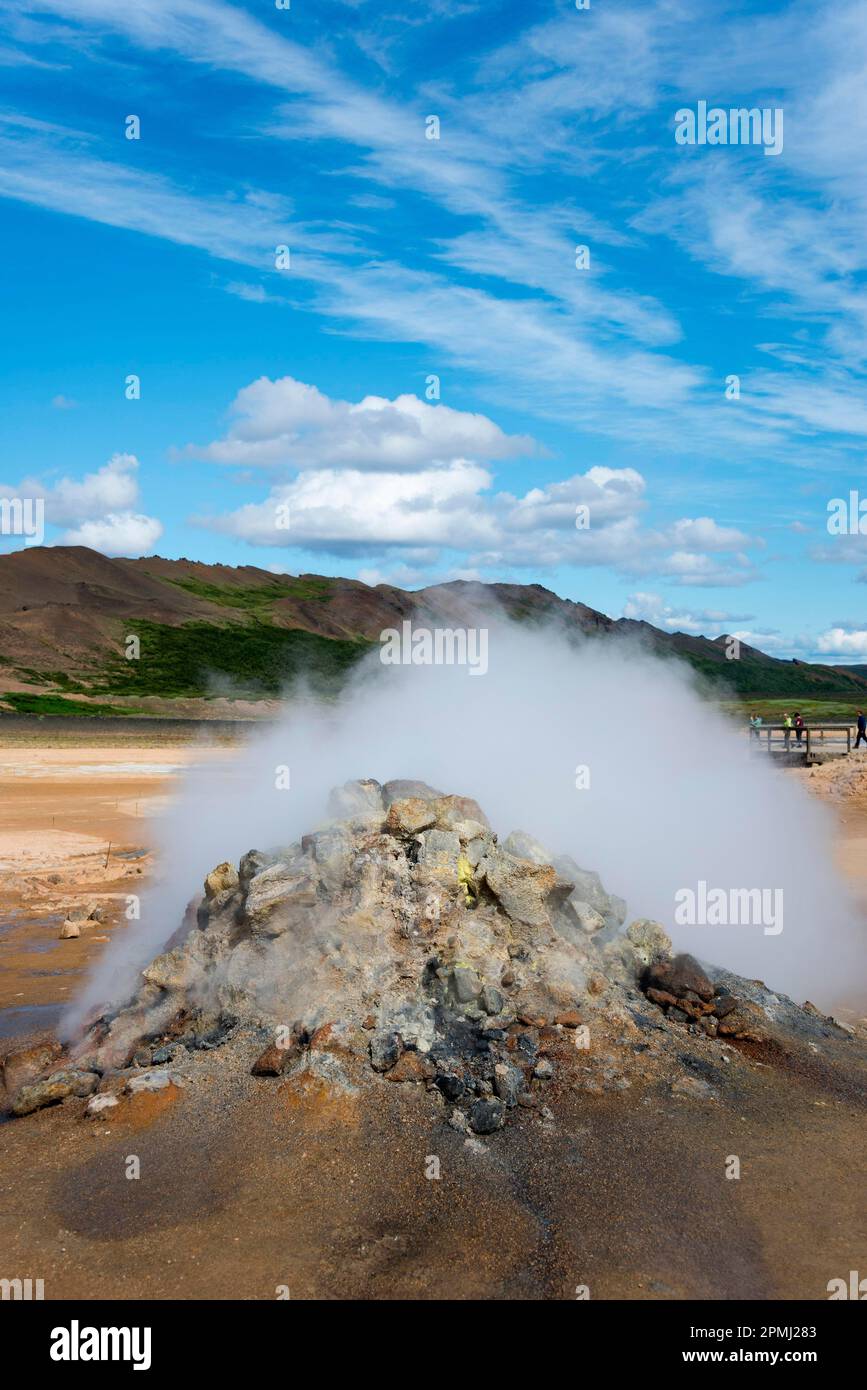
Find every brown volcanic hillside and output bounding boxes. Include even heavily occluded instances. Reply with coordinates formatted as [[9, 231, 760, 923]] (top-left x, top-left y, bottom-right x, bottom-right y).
[[0, 546, 866, 707]]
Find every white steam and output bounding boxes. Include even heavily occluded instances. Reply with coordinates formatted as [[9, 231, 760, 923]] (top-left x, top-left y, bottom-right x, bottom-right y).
[[65, 622, 866, 1031]]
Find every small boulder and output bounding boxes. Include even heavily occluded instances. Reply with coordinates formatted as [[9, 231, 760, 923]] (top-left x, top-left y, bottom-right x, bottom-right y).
[[385, 797, 438, 836], [59, 919, 80, 940], [646, 953, 714, 1002], [501, 831, 553, 864], [204, 862, 239, 900], [493, 1062, 523, 1107], [432, 795, 490, 830], [252, 1042, 300, 1076], [370, 1031, 403, 1073], [382, 779, 443, 808], [469, 1097, 505, 1134], [86, 1093, 119, 1117], [12, 1069, 98, 1116], [327, 779, 383, 823], [479, 847, 556, 927], [2, 1040, 63, 1100], [627, 919, 672, 964]]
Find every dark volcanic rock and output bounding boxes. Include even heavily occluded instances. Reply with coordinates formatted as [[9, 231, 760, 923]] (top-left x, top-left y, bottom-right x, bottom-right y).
[[645, 953, 715, 1002], [469, 1097, 505, 1134], [370, 1031, 403, 1072]]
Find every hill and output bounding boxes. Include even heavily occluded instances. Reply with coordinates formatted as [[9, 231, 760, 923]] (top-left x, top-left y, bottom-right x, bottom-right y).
[[0, 546, 865, 713]]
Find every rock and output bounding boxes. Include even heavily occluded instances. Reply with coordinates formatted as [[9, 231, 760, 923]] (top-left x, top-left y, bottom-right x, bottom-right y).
[[432, 795, 490, 830], [252, 1042, 300, 1076], [132, 1048, 152, 1068], [142, 947, 192, 992], [501, 831, 553, 864], [151, 1044, 184, 1065], [417, 829, 461, 880], [204, 861, 239, 900], [479, 847, 556, 927], [435, 1072, 466, 1102], [451, 819, 489, 845], [86, 1093, 120, 1116], [59, 919, 80, 939], [384, 1051, 433, 1083], [238, 849, 276, 886], [451, 966, 480, 1004], [646, 953, 714, 1002], [517, 1090, 539, 1107], [554, 1010, 582, 1028], [468, 1097, 505, 1134], [711, 990, 737, 1019], [327, 779, 383, 823], [668, 1007, 689, 1024], [381, 779, 443, 808], [627, 919, 672, 964], [701, 1015, 719, 1037], [305, 828, 352, 893], [12, 1069, 98, 1116], [463, 834, 493, 868], [717, 1002, 769, 1041], [370, 1031, 403, 1072], [244, 857, 317, 933], [493, 1062, 523, 1107], [553, 857, 612, 914], [564, 901, 606, 935], [126, 1069, 182, 1095], [2, 1040, 63, 1099], [534, 1058, 555, 1080], [480, 984, 504, 1015]]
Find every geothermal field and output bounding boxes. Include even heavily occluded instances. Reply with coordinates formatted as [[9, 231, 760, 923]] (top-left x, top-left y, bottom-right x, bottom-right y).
[[1, 631, 865, 1316]]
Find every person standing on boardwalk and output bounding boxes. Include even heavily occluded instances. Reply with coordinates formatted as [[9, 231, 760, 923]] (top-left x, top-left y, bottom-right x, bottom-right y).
[[856, 710, 867, 749], [749, 712, 763, 742], [783, 712, 792, 749], [793, 712, 805, 746]]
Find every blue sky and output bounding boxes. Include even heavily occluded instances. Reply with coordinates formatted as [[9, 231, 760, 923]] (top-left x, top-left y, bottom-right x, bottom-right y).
[[1, 0, 867, 660]]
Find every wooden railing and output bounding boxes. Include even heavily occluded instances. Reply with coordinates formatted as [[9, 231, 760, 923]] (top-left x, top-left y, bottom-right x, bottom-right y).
[[747, 723, 854, 755]]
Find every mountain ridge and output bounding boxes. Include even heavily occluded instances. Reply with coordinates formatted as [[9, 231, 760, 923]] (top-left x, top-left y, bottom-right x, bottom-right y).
[[0, 545, 865, 707]]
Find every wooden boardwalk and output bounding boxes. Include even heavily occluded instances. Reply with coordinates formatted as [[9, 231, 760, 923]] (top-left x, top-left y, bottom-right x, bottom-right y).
[[748, 723, 856, 761]]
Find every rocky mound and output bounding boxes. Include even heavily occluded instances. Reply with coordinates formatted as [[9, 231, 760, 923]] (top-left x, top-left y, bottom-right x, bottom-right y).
[[2, 780, 860, 1128]]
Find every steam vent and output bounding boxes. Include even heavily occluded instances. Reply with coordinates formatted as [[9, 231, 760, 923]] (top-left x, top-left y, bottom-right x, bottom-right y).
[[6, 780, 860, 1149]]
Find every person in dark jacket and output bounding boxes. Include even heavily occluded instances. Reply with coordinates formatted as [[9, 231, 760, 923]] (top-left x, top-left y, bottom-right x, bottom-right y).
[[856, 710, 867, 749], [793, 712, 805, 746]]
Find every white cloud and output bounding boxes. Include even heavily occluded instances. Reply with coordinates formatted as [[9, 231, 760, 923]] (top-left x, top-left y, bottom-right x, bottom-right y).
[[61, 512, 164, 557], [1, 453, 163, 557], [183, 376, 537, 471], [816, 627, 867, 656], [623, 592, 754, 634]]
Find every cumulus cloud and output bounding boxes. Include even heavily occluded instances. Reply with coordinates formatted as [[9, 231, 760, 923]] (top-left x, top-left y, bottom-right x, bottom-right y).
[[816, 627, 867, 657], [61, 512, 164, 556], [623, 592, 754, 634], [183, 375, 538, 472], [1, 453, 163, 557]]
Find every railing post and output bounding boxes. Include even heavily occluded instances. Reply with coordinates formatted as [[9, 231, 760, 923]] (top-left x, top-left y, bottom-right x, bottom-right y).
[[806, 727, 811, 758]]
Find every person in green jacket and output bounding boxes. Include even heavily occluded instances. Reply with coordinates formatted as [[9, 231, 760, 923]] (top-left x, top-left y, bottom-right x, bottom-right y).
[[749, 712, 763, 742], [783, 712, 793, 750]]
